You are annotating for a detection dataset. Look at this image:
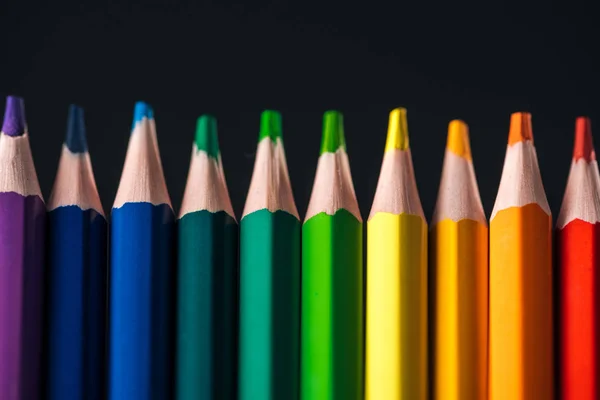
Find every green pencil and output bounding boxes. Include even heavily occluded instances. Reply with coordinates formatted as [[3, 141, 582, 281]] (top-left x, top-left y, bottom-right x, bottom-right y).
[[238, 110, 301, 400], [175, 116, 238, 400], [301, 111, 364, 400]]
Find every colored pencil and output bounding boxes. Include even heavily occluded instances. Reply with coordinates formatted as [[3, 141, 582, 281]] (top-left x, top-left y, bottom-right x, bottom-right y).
[[365, 108, 427, 400], [108, 102, 175, 400], [238, 110, 300, 400], [557, 117, 599, 400], [46, 105, 107, 400], [176, 115, 238, 400], [301, 111, 363, 400], [489, 112, 553, 400], [430, 120, 487, 400], [0, 96, 46, 400]]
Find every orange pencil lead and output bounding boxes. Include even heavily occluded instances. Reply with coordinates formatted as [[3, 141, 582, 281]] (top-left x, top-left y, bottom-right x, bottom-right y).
[[573, 117, 593, 162], [508, 112, 533, 145]]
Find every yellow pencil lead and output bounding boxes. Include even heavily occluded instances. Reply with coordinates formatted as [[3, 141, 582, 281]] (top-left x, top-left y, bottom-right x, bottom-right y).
[[446, 119, 472, 160], [385, 107, 409, 151]]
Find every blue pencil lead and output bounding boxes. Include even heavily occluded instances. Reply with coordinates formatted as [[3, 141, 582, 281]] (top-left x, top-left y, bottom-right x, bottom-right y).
[[65, 105, 88, 153], [132, 101, 154, 131]]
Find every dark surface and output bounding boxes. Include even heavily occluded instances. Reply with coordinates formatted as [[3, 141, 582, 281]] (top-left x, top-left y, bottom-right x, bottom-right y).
[[1, 1, 599, 220]]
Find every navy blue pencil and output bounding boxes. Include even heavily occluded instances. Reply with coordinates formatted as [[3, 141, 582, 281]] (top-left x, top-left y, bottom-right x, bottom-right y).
[[108, 102, 175, 400], [46, 105, 107, 400]]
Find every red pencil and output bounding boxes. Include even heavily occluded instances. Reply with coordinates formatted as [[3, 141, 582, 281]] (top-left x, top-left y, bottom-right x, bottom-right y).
[[557, 117, 599, 400]]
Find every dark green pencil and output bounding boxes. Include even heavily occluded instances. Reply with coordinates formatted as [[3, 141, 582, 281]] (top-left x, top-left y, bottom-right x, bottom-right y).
[[238, 110, 301, 400]]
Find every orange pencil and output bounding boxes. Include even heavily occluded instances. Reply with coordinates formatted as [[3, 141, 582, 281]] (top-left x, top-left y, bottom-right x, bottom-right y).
[[489, 112, 553, 400], [557, 117, 599, 400]]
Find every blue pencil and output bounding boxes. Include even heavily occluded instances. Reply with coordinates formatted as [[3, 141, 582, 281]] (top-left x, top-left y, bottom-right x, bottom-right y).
[[46, 104, 107, 400], [108, 102, 175, 400]]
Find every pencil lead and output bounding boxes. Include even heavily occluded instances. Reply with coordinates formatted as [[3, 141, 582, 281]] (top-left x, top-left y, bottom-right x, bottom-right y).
[[321, 110, 345, 154], [132, 101, 154, 131], [2, 96, 26, 137], [573, 116, 593, 162], [447, 119, 471, 159], [385, 107, 409, 151], [65, 104, 88, 153], [259, 110, 282, 142], [508, 112, 533, 145], [195, 114, 220, 159]]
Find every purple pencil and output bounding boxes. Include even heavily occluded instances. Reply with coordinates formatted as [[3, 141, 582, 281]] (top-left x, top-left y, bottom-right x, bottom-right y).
[[0, 96, 46, 399]]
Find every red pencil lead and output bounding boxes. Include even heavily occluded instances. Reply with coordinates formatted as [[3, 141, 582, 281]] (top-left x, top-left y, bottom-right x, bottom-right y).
[[573, 117, 594, 162]]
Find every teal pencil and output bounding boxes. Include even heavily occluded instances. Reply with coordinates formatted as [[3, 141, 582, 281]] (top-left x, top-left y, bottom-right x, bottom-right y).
[[176, 116, 238, 400]]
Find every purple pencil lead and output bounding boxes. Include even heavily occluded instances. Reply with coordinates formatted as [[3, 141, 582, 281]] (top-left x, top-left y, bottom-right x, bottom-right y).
[[2, 96, 27, 137]]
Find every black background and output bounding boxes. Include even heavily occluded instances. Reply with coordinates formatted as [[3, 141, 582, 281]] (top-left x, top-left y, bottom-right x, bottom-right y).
[[1, 1, 599, 221]]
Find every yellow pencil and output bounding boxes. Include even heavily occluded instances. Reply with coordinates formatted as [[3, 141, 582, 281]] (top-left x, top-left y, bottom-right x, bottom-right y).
[[430, 120, 488, 400], [365, 108, 427, 400]]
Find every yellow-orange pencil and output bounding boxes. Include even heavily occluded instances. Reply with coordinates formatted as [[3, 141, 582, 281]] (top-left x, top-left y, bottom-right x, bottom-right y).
[[430, 120, 488, 400], [489, 112, 553, 400], [365, 108, 427, 400]]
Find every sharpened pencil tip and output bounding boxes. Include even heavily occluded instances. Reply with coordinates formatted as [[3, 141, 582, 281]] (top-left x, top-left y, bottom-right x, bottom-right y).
[[195, 115, 220, 159], [259, 110, 282, 142], [132, 101, 154, 130], [2, 96, 26, 137], [65, 104, 88, 153], [573, 116, 593, 162], [508, 112, 533, 145], [447, 119, 471, 159], [321, 110, 345, 154], [385, 107, 409, 151]]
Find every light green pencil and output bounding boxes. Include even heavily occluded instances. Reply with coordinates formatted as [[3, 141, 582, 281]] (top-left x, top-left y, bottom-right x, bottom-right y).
[[238, 110, 301, 400], [301, 111, 364, 400]]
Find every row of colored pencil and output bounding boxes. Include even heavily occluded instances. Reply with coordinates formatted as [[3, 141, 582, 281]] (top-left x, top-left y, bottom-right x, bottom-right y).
[[0, 95, 597, 400]]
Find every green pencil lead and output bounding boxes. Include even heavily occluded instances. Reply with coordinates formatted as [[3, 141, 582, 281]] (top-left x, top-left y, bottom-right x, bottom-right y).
[[195, 115, 220, 159], [321, 110, 345, 154], [259, 110, 282, 142]]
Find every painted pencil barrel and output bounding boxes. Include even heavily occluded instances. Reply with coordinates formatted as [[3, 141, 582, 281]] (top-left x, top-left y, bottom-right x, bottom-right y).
[[301, 210, 363, 400], [176, 210, 238, 399], [46, 207, 107, 400], [108, 203, 174, 399], [366, 213, 427, 399], [430, 219, 487, 400], [558, 220, 599, 399], [489, 204, 553, 399], [239, 210, 300, 399], [0, 193, 46, 399]]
